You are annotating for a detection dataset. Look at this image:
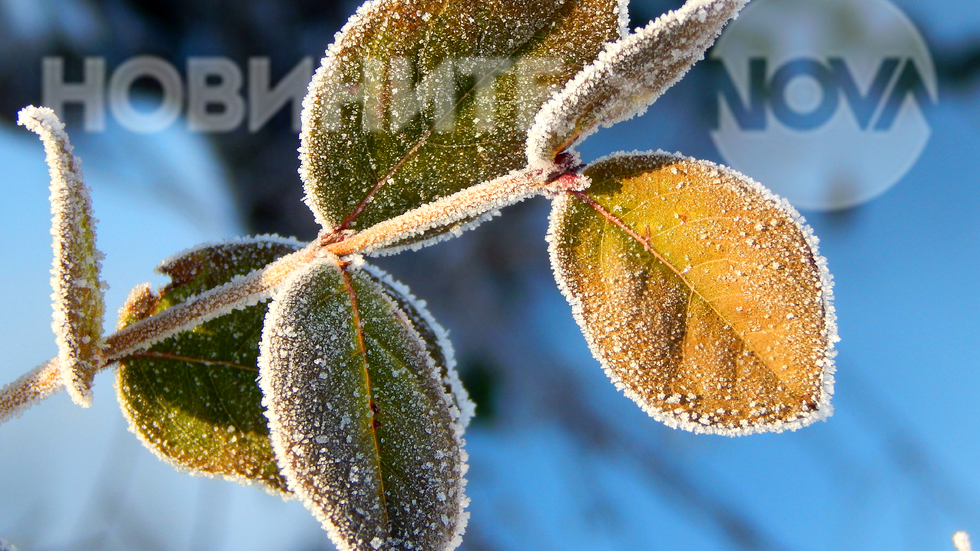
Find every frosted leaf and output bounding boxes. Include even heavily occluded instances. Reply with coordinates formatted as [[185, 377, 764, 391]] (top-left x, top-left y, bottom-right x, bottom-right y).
[[259, 256, 468, 550], [527, 0, 747, 165], [955, 532, 973, 551], [18, 106, 107, 407], [300, 0, 622, 235], [548, 151, 837, 435], [115, 237, 303, 494]]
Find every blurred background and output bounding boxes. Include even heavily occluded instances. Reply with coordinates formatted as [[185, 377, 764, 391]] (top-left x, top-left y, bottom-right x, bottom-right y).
[[0, 0, 978, 550]]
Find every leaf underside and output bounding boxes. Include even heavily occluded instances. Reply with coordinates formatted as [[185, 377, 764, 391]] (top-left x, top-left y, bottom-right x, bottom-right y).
[[528, 0, 746, 163], [116, 237, 304, 493], [300, 0, 623, 233], [260, 257, 467, 551], [19, 106, 107, 406], [549, 152, 836, 435]]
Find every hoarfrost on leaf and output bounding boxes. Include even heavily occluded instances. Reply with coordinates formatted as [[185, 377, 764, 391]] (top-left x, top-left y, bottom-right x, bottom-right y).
[[259, 256, 468, 551], [0, 0, 848, 546], [527, 0, 748, 165], [360, 262, 475, 427], [116, 237, 305, 493], [548, 151, 836, 435], [18, 106, 107, 407], [300, 0, 622, 235]]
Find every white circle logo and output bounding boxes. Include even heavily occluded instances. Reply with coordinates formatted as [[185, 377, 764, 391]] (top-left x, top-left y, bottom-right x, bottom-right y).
[[707, 0, 937, 211]]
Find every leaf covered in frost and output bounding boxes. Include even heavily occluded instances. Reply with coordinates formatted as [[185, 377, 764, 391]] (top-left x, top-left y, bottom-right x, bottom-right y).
[[116, 236, 304, 493], [527, 0, 747, 165], [548, 152, 836, 435], [18, 106, 106, 407], [259, 256, 468, 551], [300, 0, 624, 234]]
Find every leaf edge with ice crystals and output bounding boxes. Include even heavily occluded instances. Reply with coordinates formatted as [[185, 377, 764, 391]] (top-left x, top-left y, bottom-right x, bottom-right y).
[[526, 0, 749, 166]]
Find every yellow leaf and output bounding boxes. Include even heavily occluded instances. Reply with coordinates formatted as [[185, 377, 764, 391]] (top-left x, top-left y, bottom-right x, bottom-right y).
[[549, 152, 837, 435]]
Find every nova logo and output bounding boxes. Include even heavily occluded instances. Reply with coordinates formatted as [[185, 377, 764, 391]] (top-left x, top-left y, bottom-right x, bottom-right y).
[[707, 56, 933, 132], [707, 0, 937, 211]]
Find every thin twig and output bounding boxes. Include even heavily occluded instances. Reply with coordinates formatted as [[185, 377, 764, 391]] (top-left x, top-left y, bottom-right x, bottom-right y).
[[0, 244, 321, 422], [326, 157, 585, 257], [104, 242, 321, 362], [0, 359, 62, 424]]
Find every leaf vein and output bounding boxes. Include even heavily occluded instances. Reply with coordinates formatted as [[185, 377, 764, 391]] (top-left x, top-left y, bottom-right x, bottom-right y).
[[341, 269, 390, 525], [573, 190, 788, 385]]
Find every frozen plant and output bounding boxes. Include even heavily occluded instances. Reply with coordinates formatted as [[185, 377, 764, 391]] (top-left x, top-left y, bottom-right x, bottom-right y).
[[0, 0, 838, 550]]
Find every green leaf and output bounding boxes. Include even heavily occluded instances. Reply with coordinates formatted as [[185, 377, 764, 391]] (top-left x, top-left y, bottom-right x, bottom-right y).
[[259, 257, 468, 551], [115, 236, 304, 494], [528, 0, 747, 164], [18, 106, 107, 407], [300, 0, 624, 234], [549, 152, 837, 435]]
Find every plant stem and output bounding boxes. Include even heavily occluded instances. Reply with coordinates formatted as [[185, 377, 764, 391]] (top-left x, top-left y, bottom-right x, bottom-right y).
[[104, 242, 322, 361], [325, 156, 586, 256], [0, 159, 587, 422], [0, 360, 61, 424]]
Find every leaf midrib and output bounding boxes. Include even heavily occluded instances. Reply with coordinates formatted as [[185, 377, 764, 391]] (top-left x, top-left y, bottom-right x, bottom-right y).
[[572, 189, 800, 394], [341, 269, 390, 529]]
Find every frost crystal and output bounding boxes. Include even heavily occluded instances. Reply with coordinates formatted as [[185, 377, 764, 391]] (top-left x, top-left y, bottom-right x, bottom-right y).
[[18, 106, 106, 407], [527, 0, 748, 165]]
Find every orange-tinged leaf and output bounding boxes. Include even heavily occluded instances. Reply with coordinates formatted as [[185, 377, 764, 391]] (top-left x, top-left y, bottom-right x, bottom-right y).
[[548, 152, 837, 435]]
